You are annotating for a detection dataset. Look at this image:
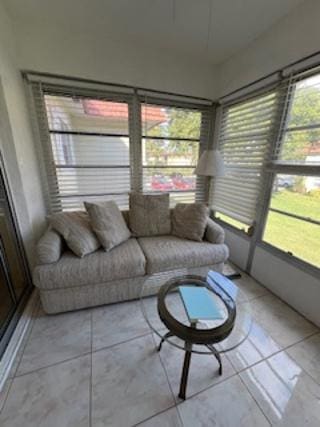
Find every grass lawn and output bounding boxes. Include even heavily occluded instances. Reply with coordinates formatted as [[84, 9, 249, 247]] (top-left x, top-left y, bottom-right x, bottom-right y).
[[263, 190, 320, 268], [217, 190, 320, 268]]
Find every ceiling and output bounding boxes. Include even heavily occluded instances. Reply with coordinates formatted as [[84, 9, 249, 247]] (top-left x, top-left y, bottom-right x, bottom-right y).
[[3, 0, 304, 64]]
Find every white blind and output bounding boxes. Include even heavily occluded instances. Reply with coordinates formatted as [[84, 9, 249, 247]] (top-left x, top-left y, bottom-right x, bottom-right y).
[[31, 83, 133, 212], [212, 88, 281, 225]]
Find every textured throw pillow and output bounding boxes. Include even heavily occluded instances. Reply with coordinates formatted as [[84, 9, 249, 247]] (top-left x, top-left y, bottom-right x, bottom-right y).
[[172, 203, 209, 242], [84, 201, 131, 251], [50, 211, 100, 257], [36, 227, 63, 264], [129, 193, 171, 237]]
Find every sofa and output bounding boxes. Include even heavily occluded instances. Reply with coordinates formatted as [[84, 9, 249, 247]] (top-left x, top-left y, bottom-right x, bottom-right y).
[[33, 210, 229, 314]]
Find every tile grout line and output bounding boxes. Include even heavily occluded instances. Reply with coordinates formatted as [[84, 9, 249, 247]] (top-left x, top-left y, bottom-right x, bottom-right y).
[[174, 369, 239, 409], [12, 330, 153, 380], [224, 329, 320, 377], [150, 333, 185, 426], [228, 331, 320, 426], [13, 350, 93, 379], [173, 328, 320, 414], [132, 403, 178, 427], [237, 372, 272, 426]]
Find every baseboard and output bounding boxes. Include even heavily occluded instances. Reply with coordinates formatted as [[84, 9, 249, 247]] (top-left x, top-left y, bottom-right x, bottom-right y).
[[0, 290, 39, 392]]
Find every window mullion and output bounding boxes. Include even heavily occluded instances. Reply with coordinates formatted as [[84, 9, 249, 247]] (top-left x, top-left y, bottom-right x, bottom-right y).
[[129, 90, 142, 193]]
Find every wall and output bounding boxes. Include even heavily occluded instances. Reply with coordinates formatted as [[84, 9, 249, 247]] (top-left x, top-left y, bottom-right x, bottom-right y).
[[216, 0, 320, 326], [14, 23, 217, 100], [223, 229, 250, 272], [217, 0, 320, 96], [0, 3, 46, 265], [252, 247, 320, 327]]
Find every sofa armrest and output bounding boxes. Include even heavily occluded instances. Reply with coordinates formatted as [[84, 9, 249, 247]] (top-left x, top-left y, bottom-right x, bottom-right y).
[[204, 218, 225, 244], [36, 227, 63, 265]]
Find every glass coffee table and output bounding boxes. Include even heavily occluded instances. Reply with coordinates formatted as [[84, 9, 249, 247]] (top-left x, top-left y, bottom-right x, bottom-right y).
[[140, 270, 252, 399]]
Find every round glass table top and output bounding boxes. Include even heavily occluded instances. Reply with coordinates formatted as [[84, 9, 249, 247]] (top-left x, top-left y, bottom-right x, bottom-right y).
[[140, 270, 252, 355]]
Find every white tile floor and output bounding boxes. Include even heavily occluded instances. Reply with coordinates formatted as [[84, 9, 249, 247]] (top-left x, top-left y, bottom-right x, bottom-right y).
[[0, 271, 319, 427]]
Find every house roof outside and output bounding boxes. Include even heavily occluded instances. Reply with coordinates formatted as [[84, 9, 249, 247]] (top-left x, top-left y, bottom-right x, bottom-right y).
[[83, 99, 167, 128]]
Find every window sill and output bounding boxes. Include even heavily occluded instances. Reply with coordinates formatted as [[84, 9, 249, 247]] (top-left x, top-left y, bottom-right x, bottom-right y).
[[211, 216, 251, 240]]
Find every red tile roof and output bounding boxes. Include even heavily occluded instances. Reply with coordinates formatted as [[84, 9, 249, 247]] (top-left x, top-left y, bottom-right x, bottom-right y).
[[82, 99, 166, 124]]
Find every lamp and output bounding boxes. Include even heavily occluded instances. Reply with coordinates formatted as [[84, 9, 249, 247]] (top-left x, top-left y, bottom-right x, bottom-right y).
[[195, 150, 225, 177], [194, 150, 225, 205]]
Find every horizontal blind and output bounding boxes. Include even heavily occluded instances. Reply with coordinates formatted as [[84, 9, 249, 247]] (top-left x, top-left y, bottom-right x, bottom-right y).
[[212, 88, 282, 225], [272, 70, 320, 167], [140, 96, 212, 206], [31, 82, 133, 212]]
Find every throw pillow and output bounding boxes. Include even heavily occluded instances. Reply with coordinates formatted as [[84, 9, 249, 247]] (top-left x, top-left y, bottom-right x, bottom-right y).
[[36, 227, 63, 264], [50, 211, 100, 257], [84, 200, 131, 251], [129, 193, 171, 237], [172, 203, 209, 242]]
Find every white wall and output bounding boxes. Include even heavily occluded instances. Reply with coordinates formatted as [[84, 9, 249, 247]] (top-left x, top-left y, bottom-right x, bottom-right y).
[[252, 247, 320, 327], [217, 0, 320, 96], [14, 22, 217, 100], [224, 229, 250, 271], [0, 2, 46, 265]]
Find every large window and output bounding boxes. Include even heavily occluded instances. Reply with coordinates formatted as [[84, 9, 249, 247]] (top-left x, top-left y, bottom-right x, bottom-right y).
[[141, 103, 203, 205], [31, 82, 211, 213], [263, 72, 320, 268]]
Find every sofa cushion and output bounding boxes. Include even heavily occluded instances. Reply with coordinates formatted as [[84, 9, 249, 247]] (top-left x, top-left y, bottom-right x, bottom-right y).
[[129, 193, 171, 237], [85, 200, 131, 251], [138, 235, 229, 274], [36, 227, 63, 265], [50, 211, 100, 257], [172, 203, 209, 242], [33, 238, 146, 290]]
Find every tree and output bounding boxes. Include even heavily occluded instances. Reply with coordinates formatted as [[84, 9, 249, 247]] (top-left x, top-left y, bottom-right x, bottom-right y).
[[145, 108, 201, 166], [282, 84, 320, 161]]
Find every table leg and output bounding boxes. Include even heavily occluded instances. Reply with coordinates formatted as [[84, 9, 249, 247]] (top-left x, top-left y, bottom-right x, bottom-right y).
[[206, 344, 222, 375], [157, 331, 174, 352], [178, 342, 192, 400]]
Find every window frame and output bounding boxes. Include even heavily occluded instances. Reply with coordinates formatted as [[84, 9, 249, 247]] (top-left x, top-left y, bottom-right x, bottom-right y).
[[139, 98, 209, 205], [259, 71, 320, 273]]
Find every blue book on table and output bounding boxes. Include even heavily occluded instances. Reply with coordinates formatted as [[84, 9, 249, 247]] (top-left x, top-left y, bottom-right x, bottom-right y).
[[179, 286, 224, 322], [207, 271, 239, 300]]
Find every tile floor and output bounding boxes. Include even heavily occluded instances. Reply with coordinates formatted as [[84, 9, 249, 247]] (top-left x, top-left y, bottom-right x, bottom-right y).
[[0, 271, 319, 426]]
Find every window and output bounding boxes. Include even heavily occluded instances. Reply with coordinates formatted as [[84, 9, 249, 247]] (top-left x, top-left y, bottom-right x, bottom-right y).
[[141, 103, 204, 205], [30, 80, 212, 213], [263, 71, 320, 268], [212, 90, 280, 230], [43, 94, 131, 211], [263, 174, 320, 267]]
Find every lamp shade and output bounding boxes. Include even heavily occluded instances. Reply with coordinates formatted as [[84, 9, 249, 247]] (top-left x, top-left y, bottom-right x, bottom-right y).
[[194, 150, 225, 177]]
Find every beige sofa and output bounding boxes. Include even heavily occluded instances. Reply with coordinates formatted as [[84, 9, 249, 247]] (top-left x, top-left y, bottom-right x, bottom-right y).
[[33, 212, 229, 314]]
